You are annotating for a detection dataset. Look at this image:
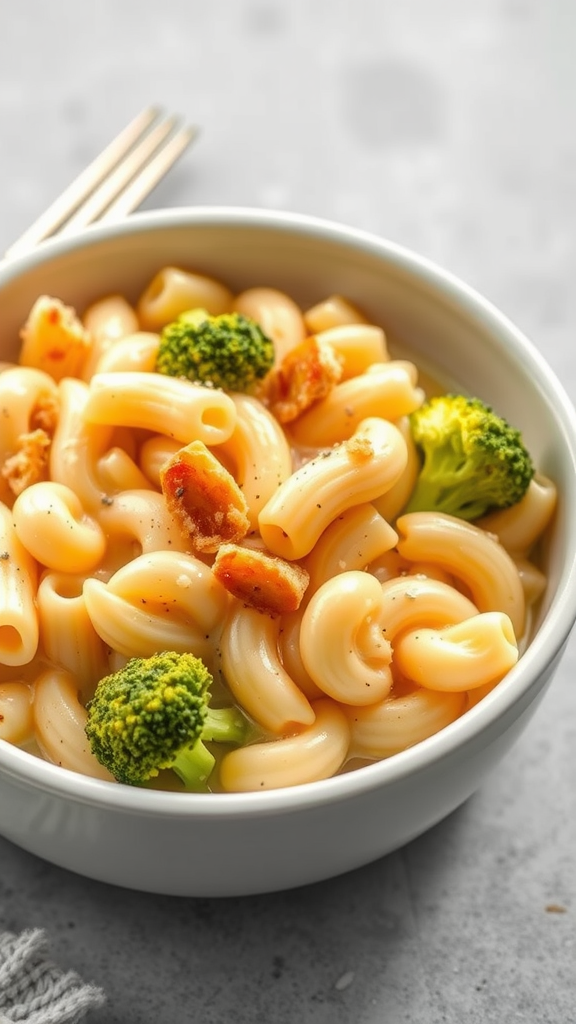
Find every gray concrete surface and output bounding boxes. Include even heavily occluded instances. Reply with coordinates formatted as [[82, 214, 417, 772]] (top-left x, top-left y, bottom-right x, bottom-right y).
[[1, 1, 575, 1021]]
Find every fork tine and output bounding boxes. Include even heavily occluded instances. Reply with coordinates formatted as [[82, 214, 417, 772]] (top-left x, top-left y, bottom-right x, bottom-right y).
[[55, 115, 197, 238], [4, 107, 161, 259], [95, 124, 199, 225], [4, 108, 198, 260]]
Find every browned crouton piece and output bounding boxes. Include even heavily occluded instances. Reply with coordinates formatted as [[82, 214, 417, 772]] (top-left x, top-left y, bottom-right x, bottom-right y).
[[160, 441, 250, 553], [212, 543, 310, 615], [261, 335, 342, 424]]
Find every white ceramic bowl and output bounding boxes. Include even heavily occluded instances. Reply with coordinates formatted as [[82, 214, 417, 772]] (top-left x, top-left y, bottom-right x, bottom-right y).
[[1, 208, 575, 897]]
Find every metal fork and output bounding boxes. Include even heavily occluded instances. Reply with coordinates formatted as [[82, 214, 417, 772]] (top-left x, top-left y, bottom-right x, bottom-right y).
[[5, 107, 199, 261]]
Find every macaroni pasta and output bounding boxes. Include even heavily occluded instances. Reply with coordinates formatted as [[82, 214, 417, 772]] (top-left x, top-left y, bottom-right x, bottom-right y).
[[0, 264, 556, 793]]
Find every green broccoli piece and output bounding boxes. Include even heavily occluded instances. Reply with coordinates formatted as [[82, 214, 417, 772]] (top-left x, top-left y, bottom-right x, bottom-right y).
[[85, 651, 248, 790], [404, 394, 535, 521], [155, 308, 275, 392]]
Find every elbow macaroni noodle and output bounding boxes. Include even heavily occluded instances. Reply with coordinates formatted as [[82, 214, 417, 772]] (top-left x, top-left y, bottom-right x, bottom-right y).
[[232, 286, 307, 361], [217, 393, 293, 530], [13, 481, 107, 573], [258, 416, 409, 560], [84, 371, 237, 446], [36, 571, 109, 701], [81, 295, 140, 380], [302, 502, 398, 593], [300, 571, 394, 706], [220, 604, 316, 733], [287, 360, 424, 447], [0, 502, 39, 666], [0, 264, 557, 792], [395, 512, 527, 637]]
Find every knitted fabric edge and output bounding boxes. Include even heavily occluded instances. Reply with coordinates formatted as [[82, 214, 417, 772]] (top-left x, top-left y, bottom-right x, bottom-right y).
[[0, 930, 105, 1024]]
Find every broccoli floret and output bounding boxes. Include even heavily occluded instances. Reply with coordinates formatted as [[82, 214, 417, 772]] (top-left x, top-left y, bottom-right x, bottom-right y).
[[404, 394, 535, 521], [155, 308, 275, 392], [85, 651, 248, 790]]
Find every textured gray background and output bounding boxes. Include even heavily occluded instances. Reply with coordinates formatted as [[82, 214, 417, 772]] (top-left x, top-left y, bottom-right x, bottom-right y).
[[1, 1, 575, 1021]]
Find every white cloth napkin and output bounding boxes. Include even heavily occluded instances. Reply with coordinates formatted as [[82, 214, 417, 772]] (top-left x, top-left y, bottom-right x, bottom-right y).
[[0, 930, 105, 1024]]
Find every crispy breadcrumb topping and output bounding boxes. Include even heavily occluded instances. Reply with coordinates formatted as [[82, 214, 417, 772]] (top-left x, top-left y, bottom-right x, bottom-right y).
[[2, 429, 51, 496], [29, 391, 59, 434], [345, 434, 375, 462]]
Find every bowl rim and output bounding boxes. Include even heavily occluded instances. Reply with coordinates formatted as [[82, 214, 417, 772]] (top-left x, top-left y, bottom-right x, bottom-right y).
[[1, 204, 576, 819]]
